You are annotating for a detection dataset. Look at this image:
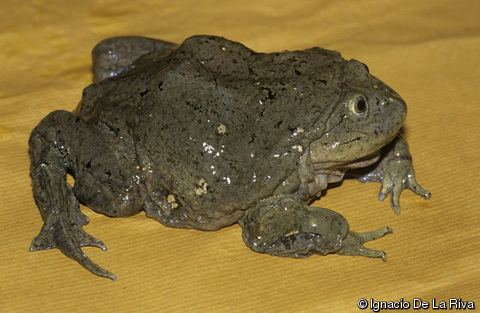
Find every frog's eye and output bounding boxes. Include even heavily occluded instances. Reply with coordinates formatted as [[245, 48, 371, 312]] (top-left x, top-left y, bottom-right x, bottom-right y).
[[351, 95, 368, 116]]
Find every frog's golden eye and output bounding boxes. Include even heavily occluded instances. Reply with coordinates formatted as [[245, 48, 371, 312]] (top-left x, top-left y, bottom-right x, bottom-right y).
[[351, 95, 368, 116]]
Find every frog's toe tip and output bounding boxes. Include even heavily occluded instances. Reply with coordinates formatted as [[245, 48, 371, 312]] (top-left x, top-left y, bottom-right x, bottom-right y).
[[98, 242, 108, 251], [29, 244, 41, 252], [358, 176, 368, 183], [378, 192, 387, 202], [423, 191, 432, 200], [381, 252, 388, 262], [96, 269, 117, 281], [392, 206, 401, 216]]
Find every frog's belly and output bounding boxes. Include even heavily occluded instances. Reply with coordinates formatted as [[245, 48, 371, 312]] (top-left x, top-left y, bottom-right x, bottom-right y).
[[144, 186, 247, 230]]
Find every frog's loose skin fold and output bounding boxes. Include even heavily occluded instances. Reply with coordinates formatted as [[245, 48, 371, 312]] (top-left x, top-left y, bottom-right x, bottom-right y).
[[29, 35, 430, 279]]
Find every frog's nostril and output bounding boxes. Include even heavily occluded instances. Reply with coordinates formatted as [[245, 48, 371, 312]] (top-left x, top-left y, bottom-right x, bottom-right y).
[[384, 87, 400, 98], [387, 95, 405, 106]]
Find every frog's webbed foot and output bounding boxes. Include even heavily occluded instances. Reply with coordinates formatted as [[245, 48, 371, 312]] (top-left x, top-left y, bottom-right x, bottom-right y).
[[240, 195, 391, 260], [29, 110, 116, 280], [360, 163, 430, 214], [92, 36, 178, 82], [29, 210, 115, 280], [30, 195, 106, 251], [338, 227, 393, 261], [359, 136, 431, 214]]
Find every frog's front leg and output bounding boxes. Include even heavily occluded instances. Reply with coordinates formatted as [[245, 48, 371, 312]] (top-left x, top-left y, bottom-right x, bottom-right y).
[[358, 135, 431, 214], [29, 111, 116, 280], [240, 195, 391, 260]]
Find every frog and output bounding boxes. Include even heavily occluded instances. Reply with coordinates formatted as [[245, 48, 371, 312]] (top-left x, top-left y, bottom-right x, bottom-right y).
[[28, 35, 431, 280]]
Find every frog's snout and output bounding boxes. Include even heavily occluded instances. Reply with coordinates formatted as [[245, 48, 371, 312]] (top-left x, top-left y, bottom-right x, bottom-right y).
[[378, 87, 407, 129], [389, 96, 407, 122]]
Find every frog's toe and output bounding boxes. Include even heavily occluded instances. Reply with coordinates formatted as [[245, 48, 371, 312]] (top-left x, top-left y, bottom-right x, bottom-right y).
[[339, 241, 388, 261], [338, 227, 392, 260], [408, 178, 431, 200], [78, 231, 108, 251], [377, 171, 413, 215], [357, 226, 393, 243], [389, 183, 403, 215], [361, 247, 387, 261], [377, 173, 393, 202]]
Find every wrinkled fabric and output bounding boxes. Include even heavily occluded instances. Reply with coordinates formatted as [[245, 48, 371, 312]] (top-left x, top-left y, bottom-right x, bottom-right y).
[[0, 1, 479, 312]]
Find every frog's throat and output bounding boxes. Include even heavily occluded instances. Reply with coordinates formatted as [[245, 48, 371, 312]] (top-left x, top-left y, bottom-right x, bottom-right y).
[[297, 148, 380, 199]]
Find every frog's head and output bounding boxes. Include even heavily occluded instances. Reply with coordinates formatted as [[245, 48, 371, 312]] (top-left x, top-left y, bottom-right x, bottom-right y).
[[309, 59, 406, 171]]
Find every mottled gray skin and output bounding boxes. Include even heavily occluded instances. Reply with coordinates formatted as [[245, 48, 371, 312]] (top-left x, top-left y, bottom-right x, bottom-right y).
[[29, 35, 430, 280]]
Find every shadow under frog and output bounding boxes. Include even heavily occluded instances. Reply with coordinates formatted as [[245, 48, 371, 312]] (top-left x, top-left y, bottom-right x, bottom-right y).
[[28, 35, 431, 280]]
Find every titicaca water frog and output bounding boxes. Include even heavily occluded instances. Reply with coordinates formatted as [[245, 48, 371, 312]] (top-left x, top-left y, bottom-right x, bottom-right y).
[[28, 35, 431, 280]]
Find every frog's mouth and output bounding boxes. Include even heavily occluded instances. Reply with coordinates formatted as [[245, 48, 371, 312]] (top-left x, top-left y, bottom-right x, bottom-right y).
[[312, 151, 380, 174], [313, 152, 379, 182]]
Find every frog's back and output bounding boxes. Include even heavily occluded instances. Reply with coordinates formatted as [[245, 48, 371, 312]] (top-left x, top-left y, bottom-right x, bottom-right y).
[[77, 35, 347, 229]]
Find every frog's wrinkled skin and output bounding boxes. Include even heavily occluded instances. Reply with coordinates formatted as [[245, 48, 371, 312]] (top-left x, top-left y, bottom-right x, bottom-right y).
[[29, 35, 430, 280]]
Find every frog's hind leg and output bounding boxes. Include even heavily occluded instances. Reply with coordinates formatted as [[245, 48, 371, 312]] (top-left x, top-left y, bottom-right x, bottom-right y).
[[338, 227, 393, 261], [29, 110, 116, 280], [240, 195, 349, 258], [240, 195, 393, 260], [92, 36, 177, 83]]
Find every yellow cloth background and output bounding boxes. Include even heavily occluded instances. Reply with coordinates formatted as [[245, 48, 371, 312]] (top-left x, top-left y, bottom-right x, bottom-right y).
[[1, 1, 479, 312]]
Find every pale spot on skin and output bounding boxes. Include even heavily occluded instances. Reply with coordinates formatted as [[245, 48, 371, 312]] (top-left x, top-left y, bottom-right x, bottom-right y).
[[284, 230, 299, 237], [217, 124, 227, 134], [292, 127, 304, 137], [292, 145, 303, 153], [167, 194, 178, 209], [195, 178, 208, 195]]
